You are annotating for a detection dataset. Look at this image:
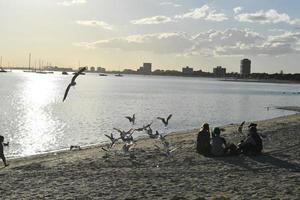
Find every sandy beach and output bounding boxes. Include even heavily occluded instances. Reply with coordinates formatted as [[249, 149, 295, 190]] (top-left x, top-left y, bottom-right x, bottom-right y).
[[0, 107, 300, 199]]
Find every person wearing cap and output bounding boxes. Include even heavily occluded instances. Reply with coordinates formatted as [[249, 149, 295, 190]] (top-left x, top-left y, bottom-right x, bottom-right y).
[[238, 125, 263, 155], [211, 127, 227, 156], [196, 123, 211, 156]]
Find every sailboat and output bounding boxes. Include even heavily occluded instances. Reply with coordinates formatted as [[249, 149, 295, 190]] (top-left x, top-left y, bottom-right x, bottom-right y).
[[23, 53, 35, 73]]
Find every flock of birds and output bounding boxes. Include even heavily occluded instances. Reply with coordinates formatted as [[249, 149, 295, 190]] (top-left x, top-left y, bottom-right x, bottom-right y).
[[103, 113, 174, 155], [63, 68, 176, 155]]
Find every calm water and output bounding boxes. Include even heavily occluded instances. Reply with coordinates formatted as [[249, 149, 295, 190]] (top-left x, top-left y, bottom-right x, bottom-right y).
[[0, 71, 299, 158]]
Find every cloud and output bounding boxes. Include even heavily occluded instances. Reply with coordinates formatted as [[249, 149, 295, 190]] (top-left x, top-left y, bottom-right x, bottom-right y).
[[75, 29, 300, 57], [175, 5, 228, 22], [74, 32, 192, 54], [76, 20, 113, 30], [57, 0, 87, 6], [233, 7, 243, 14], [235, 9, 290, 24], [131, 16, 173, 25], [215, 32, 300, 56], [159, 2, 182, 7]]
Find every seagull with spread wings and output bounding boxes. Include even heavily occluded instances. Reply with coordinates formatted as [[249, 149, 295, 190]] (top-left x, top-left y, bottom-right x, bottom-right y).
[[63, 67, 87, 102], [105, 133, 119, 148], [113, 128, 135, 143], [125, 114, 135, 125], [157, 114, 172, 127]]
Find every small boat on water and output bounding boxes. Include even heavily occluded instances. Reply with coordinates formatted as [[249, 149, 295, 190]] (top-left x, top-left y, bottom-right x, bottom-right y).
[[62, 71, 68, 75], [36, 71, 47, 74], [99, 73, 108, 76], [115, 73, 123, 77]]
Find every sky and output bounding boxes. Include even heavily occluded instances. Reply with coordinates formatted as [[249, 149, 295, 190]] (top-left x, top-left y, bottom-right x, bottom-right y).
[[0, 0, 300, 73]]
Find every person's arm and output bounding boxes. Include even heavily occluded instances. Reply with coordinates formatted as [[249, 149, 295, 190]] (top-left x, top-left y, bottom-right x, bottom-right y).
[[3, 142, 9, 146]]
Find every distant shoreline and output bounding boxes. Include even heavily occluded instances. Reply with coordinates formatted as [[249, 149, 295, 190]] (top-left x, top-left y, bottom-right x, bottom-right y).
[[220, 78, 300, 84]]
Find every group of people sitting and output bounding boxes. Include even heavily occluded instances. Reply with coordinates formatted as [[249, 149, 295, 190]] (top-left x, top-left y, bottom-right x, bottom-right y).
[[196, 123, 263, 157]]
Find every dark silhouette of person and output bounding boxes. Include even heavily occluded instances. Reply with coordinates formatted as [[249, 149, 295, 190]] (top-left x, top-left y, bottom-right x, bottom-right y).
[[238, 126, 263, 155], [196, 123, 211, 156], [0, 135, 9, 167]]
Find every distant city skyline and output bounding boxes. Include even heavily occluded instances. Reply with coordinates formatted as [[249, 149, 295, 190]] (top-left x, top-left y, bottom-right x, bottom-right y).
[[1, 0, 300, 73]]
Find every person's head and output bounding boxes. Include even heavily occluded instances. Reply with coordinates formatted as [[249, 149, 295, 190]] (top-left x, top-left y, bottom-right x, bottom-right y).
[[213, 127, 221, 136], [248, 123, 257, 128], [0, 135, 4, 143], [202, 123, 209, 131], [249, 126, 257, 134]]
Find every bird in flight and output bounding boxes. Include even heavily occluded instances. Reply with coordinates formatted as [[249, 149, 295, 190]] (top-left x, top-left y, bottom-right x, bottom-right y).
[[63, 67, 87, 102], [157, 114, 172, 127], [134, 121, 153, 132], [104, 133, 119, 148], [113, 128, 135, 143], [125, 114, 136, 125]]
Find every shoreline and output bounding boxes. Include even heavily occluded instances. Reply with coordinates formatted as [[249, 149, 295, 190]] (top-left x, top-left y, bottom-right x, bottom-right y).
[[1, 106, 299, 199], [220, 78, 300, 85]]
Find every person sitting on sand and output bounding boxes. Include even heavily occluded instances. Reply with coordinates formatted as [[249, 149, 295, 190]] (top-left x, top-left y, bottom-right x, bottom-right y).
[[211, 127, 227, 156], [0, 135, 9, 167], [196, 123, 211, 156], [211, 127, 239, 157], [238, 126, 263, 155]]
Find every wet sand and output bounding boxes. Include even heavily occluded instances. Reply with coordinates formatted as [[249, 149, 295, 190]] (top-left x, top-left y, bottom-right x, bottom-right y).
[[0, 107, 299, 199]]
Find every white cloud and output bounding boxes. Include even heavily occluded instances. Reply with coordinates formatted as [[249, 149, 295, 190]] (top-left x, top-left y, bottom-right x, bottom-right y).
[[175, 5, 228, 22], [76, 20, 113, 30], [215, 31, 300, 56], [233, 7, 243, 14], [57, 0, 87, 6], [75, 29, 300, 57], [131, 16, 173, 25], [74, 32, 192, 54], [235, 9, 290, 24]]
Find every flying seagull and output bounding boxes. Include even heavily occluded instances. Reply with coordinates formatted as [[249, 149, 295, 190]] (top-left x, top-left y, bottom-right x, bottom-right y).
[[145, 127, 159, 139], [125, 114, 135, 125], [157, 114, 172, 127], [63, 67, 87, 102], [104, 133, 119, 148], [113, 128, 135, 143], [134, 121, 153, 132]]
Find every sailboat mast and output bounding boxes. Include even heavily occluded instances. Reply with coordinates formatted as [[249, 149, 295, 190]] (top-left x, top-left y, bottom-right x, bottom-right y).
[[28, 53, 31, 70]]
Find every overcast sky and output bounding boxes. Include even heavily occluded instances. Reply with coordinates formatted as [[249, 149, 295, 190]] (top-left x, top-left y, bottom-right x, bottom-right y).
[[0, 0, 300, 73]]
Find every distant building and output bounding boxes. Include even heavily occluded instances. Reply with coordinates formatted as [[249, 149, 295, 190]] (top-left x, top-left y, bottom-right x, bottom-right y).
[[182, 66, 194, 75], [90, 66, 95, 72], [213, 66, 226, 77], [97, 67, 106, 72], [137, 63, 152, 74], [240, 59, 251, 77]]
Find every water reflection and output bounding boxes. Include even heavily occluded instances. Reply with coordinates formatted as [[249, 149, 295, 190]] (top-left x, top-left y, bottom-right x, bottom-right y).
[[16, 74, 62, 157]]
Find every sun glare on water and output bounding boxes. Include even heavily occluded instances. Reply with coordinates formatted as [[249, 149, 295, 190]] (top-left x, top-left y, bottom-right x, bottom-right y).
[[16, 73, 62, 156]]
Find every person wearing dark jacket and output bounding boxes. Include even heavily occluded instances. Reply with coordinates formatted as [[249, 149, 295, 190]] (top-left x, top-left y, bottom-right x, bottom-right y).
[[238, 126, 263, 155], [196, 123, 211, 156]]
